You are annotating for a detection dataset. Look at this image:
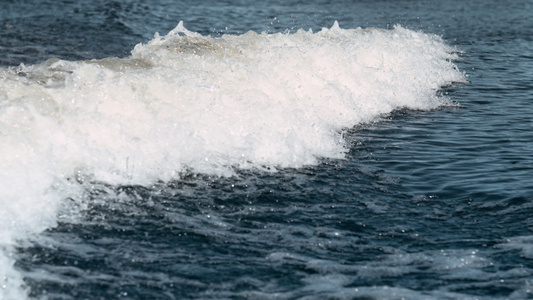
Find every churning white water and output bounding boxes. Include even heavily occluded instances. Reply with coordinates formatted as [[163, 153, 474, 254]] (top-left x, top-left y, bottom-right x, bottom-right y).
[[0, 21, 465, 298]]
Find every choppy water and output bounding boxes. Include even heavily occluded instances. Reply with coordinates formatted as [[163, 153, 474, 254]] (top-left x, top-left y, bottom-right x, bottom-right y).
[[1, 0, 532, 299]]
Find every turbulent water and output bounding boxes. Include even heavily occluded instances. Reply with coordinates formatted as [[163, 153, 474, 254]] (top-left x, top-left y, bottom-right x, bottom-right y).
[[1, 0, 532, 299]]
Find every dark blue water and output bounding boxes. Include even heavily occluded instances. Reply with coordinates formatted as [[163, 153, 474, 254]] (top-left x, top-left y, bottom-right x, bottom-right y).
[[3, 0, 533, 299]]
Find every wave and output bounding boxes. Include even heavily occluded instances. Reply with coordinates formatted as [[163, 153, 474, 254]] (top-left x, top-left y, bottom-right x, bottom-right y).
[[0, 21, 466, 298]]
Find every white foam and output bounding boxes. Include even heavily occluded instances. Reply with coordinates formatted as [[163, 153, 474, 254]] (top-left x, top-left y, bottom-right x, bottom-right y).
[[0, 21, 466, 298]]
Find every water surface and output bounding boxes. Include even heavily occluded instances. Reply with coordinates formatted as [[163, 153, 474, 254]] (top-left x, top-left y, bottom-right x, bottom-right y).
[[1, 0, 532, 299]]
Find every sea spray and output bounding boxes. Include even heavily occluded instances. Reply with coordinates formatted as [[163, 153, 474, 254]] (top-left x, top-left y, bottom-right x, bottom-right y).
[[0, 21, 466, 298]]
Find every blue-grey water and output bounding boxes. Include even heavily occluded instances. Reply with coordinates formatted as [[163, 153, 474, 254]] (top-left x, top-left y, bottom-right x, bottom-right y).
[[2, 0, 533, 299]]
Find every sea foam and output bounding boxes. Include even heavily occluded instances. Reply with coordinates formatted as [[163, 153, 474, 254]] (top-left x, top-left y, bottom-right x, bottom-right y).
[[0, 21, 465, 298]]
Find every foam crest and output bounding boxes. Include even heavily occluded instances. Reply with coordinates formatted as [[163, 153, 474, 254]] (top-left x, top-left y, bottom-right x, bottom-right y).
[[0, 21, 465, 298]]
